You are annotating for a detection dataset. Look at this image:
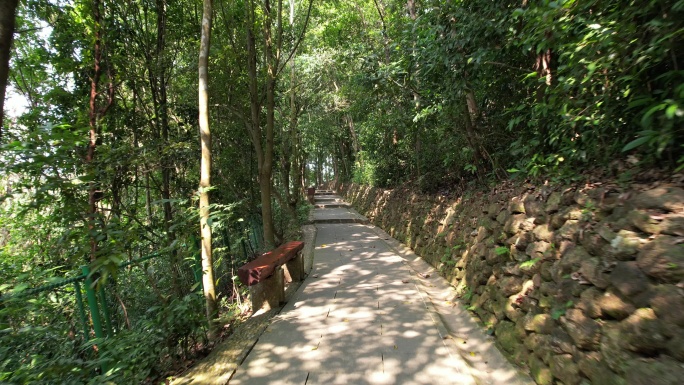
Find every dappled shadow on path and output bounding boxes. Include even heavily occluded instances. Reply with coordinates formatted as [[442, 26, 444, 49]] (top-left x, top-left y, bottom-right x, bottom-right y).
[[229, 224, 476, 385]]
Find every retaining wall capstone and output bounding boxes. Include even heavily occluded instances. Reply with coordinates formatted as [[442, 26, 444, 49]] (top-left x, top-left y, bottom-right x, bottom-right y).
[[338, 182, 684, 385]]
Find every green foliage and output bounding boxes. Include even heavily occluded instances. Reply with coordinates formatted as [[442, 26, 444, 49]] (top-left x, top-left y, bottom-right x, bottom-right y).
[[519, 258, 541, 270], [495, 246, 510, 257], [303, 0, 684, 190], [551, 300, 575, 320]]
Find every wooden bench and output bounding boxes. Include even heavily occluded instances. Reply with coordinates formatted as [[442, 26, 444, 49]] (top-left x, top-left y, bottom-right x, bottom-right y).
[[237, 241, 305, 311]]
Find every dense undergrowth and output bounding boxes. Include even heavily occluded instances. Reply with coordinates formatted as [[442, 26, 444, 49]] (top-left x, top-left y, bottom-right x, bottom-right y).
[[0, 192, 311, 384]]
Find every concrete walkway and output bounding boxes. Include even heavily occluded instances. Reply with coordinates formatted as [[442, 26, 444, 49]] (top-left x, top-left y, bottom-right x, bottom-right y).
[[228, 193, 532, 385]]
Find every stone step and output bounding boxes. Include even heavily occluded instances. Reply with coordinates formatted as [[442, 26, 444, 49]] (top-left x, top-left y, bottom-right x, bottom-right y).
[[312, 217, 369, 224], [313, 204, 350, 209]]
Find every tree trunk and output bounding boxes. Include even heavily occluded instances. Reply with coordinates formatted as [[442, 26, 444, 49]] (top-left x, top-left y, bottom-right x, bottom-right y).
[[244, 0, 275, 249], [461, 92, 485, 179], [198, 0, 218, 337], [0, 0, 18, 138], [87, 0, 104, 262], [156, 0, 174, 252], [286, 0, 300, 214], [259, 0, 280, 248]]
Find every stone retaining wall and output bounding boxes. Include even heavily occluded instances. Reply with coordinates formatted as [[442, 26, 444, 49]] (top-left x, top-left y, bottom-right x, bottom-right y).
[[339, 182, 684, 385]]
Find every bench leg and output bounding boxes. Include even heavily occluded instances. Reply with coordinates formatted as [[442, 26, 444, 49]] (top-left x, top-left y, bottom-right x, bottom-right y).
[[250, 267, 285, 311], [284, 252, 305, 283]]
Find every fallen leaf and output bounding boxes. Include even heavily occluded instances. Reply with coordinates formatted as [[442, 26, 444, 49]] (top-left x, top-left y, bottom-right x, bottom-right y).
[[394, 345, 398, 350], [402, 279, 410, 284], [469, 352, 476, 357]]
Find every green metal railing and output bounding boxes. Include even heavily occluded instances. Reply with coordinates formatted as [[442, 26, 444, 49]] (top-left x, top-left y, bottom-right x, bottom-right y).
[[0, 252, 171, 374], [0, 218, 264, 379]]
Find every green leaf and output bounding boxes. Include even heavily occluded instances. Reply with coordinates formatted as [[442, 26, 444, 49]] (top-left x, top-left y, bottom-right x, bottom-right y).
[[641, 103, 667, 127], [622, 136, 651, 152], [665, 104, 679, 119]]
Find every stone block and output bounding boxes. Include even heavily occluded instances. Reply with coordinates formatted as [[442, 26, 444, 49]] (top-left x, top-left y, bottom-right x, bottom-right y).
[[600, 322, 635, 373], [661, 214, 684, 236], [624, 356, 684, 385], [631, 186, 684, 212], [578, 352, 626, 385], [486, 203, 502, 219], [526, 241, 551, 259], [495, 320, 520, 353], [509, 197, 526, 214], [524, 196, 544, 217], [533, 223, 554, 242], [524, 313, 556, 334], [666, 333, 684, 361], [500, 276, 523, 296], [545, 192, 562, 214], [556, 220, 580, 242], [250, 267, 285, 311], [550, 354, 581, 385], [579, 257, 610, 289], [597, 291, 634, 320], [577, 287, 602, 319], [529, 354, 554, 385], [627, 209, 662, 234], [649, 284, 684, 328], [504, 214, 527, 234], [561, 309, 601, 350], [284, 252, 305, 283], [619, 308, 666, 355], [610, 261, 649, 297], [637, 235, 684, 283]]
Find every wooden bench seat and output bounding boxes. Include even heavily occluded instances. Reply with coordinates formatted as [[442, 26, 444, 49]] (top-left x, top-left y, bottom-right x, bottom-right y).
[[237, 241, 305, 310]]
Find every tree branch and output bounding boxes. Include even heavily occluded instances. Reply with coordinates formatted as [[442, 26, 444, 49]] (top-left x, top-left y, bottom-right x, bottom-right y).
[[276, 0, 313, 77]]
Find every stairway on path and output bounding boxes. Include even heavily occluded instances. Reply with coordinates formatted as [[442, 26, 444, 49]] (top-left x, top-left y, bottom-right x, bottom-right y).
[[309, 194, 368, 224], [228, 193, 532, 385]]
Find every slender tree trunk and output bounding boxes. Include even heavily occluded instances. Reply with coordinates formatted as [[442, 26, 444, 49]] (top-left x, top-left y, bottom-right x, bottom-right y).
[[244, 0, 275, 248], [156, 0, 174, 251], [153, 0, 181, 294], [407, 0, 422, 179], [259, 0, 280, 248], [0, 0, 19, 138], [87, 0, 105, 262], [461, 92, 486, 179], [198, 0, 218, 337], [145, 172, 153, 224], [286, 0, 300, 214]]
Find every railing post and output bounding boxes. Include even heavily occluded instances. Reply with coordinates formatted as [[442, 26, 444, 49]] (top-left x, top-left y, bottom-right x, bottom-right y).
[[81, 265, 110, 374], [98, 287, 113, 337], [73, 280, 90, 341], [81, 266, 105, 340]]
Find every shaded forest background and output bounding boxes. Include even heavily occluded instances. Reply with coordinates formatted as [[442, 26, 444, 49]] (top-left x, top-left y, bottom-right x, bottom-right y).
[[0, 0, 682, 383]]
